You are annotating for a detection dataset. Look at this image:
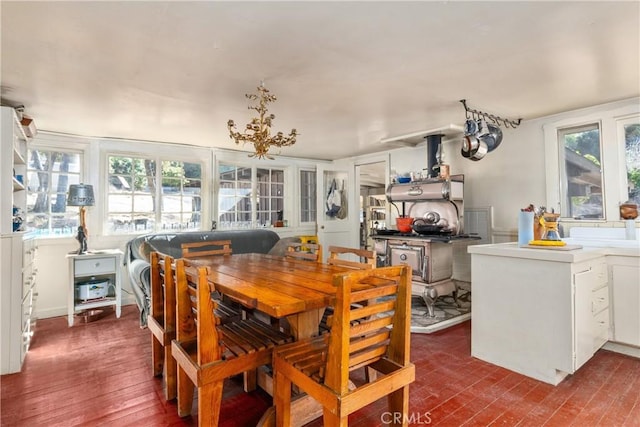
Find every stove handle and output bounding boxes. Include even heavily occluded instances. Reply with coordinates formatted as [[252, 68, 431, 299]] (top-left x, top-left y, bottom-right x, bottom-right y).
[[421, 255, 429, 282]]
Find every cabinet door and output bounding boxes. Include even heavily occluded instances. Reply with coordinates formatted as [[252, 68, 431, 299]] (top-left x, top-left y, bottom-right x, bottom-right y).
[[611, 264, 640, 346], [573, 268, 595, 370]]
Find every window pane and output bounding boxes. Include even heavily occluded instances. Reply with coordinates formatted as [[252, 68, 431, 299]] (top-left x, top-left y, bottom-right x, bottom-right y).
[[300, 170, 317, 223], [219, 164, 258, 227], [26, 149, 82, 236], [108, 156, 149, 231], [559, 124, 604, 219], [624, 122, 640, 205]]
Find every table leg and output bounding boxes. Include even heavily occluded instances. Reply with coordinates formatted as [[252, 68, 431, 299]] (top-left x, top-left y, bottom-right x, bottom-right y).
[[285, 308, 324, 339], [256, 395, 323, 427]]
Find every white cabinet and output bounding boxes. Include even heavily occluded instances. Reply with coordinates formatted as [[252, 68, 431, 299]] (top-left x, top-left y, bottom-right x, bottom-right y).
[[608, 256, 640, 347], [1, 233, 38, 374], [469, 243, 609, 385], [0, 106, 37, 374], [66, 250, 123, 327]]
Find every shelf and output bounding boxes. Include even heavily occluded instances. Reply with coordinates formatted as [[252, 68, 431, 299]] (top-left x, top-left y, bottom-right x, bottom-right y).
[[13, 147, 26, 165], [74, 297, 117, 311], [13, 177, 25, 192]]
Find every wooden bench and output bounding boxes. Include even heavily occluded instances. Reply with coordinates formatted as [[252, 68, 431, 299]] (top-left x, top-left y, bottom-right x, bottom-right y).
[[171, 258, 293, 426], [273, 265, 415, 426]]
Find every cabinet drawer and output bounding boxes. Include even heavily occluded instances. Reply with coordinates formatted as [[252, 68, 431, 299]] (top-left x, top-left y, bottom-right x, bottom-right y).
[[74, 257, 116, 276], [592, 262, 607, 288], [593, 309, 609, 350], [591, 286, 609, 315]]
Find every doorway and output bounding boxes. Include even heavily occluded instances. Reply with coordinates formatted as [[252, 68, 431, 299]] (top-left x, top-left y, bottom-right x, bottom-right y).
[[357, 161, 387, 251]]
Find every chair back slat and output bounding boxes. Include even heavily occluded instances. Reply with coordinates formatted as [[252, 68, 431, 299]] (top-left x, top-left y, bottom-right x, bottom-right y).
[[324, 265, 410, 394], [350, 300, 395, 323], [175, 258, 221, 365], [150, 251, 164, 320], [284, 242, 323, 263], [349, 329, 390, 353], [327, 245, 376, 270], [181, 239, 233, 258]]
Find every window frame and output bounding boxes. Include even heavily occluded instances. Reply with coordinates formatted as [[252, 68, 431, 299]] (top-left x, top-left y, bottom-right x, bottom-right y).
[[543, 101, 640, 223], [215, 161, 287, 229], [556, 122, 605, 219], [299, 168, 317, 224], [616, 114, 640, 205], [101, 140, 211, 236], [25, 137, 89, 238], [105, 154, 205, 234]]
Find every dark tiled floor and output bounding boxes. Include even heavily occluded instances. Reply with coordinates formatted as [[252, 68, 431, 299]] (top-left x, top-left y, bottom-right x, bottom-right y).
[[2, 305, 639, 426]]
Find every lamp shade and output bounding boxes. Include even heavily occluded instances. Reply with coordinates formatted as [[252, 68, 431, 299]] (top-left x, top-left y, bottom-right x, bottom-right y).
[[67, 184, 95, 207]]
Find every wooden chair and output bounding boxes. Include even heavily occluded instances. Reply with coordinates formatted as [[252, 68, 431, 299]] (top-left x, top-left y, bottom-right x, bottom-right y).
[[148, 243, 240, 401], [181, 239, 232, 258], [284, 242, 323, 263], [319, 246, 376, 335], [171, 258, 293, 426], [273, 265, 415, 426], [148, 251, 178, 400], [327, 245, 376, 270], [181, 240, 241, 320]]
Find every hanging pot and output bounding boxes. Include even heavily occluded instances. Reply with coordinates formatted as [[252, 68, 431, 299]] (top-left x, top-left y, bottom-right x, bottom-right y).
[[461, 134, 478, 158], [464, 119, 478, 135], [469, 139, 488, 161], [483, 123, 503, 152]]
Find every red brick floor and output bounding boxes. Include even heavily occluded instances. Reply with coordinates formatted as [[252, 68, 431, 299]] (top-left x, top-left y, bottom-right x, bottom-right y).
[[2, 305, 639, 426]]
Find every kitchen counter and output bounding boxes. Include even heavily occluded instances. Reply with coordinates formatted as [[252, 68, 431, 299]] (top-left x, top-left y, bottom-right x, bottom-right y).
[[468, 241, 639, 260], [469, 241, 639, 385]]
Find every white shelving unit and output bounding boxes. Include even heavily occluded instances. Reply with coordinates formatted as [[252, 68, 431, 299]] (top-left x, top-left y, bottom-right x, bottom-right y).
[[362, 193, 387, 250], [1, 106, 38, 374], [66, 250, 123, 327]]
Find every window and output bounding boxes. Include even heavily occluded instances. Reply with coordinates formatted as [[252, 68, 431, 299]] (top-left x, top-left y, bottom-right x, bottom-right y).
[[300, 169, 317, 222], [558, 123, 604, 219], [544, 100, 639, 222], [257, 167, 284, 226], [107, 155, 202, 233], [217, 163, 286, 228], [218, 164, 252, 227], [26, 148, 82, 236], [623, 120, 640, 205]]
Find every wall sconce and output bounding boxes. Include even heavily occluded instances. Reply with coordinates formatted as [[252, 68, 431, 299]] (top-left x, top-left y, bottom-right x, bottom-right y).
[[67, 184, 95, 254]]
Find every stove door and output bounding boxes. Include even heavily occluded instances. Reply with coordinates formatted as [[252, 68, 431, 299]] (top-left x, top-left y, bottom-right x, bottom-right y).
[[389, 245, 426, 282]]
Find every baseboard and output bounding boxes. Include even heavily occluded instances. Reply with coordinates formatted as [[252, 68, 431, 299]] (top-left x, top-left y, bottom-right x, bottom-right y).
[[35, 296, 137, 319], [603, 341, 640, 359]]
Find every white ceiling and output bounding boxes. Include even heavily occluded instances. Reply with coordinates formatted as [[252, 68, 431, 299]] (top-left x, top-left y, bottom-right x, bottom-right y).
[[1, 1, 639, 160]]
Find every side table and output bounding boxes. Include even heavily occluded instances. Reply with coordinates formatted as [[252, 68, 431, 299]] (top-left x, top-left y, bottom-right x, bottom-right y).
[[66, 249, 123, 327]]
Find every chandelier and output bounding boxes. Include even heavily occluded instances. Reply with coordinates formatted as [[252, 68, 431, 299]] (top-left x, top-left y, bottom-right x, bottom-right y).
[[227, 82, 298, 159]]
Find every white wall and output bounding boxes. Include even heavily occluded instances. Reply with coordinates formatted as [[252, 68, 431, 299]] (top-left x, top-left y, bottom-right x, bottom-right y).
[[33, 98, 639, 318], [390, 98, 639, 240]]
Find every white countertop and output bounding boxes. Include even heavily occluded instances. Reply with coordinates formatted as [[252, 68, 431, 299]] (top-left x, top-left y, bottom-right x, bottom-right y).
[[468, 242, 639, 263]]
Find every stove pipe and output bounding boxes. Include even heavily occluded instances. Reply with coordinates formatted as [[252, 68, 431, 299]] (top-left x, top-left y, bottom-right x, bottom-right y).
[[425, 134, 444, 178]]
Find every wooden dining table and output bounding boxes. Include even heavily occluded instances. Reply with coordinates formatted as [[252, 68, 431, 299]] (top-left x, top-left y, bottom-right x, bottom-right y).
[[189, 252, 352, 339], [189, 252, 353, 426]]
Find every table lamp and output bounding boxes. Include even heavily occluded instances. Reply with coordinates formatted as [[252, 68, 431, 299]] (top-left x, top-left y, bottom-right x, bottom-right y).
[[67, 184, 95, 254]]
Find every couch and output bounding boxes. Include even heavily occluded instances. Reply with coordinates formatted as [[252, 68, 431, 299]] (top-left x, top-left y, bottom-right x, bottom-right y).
[[125, 229, 297, 326]]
